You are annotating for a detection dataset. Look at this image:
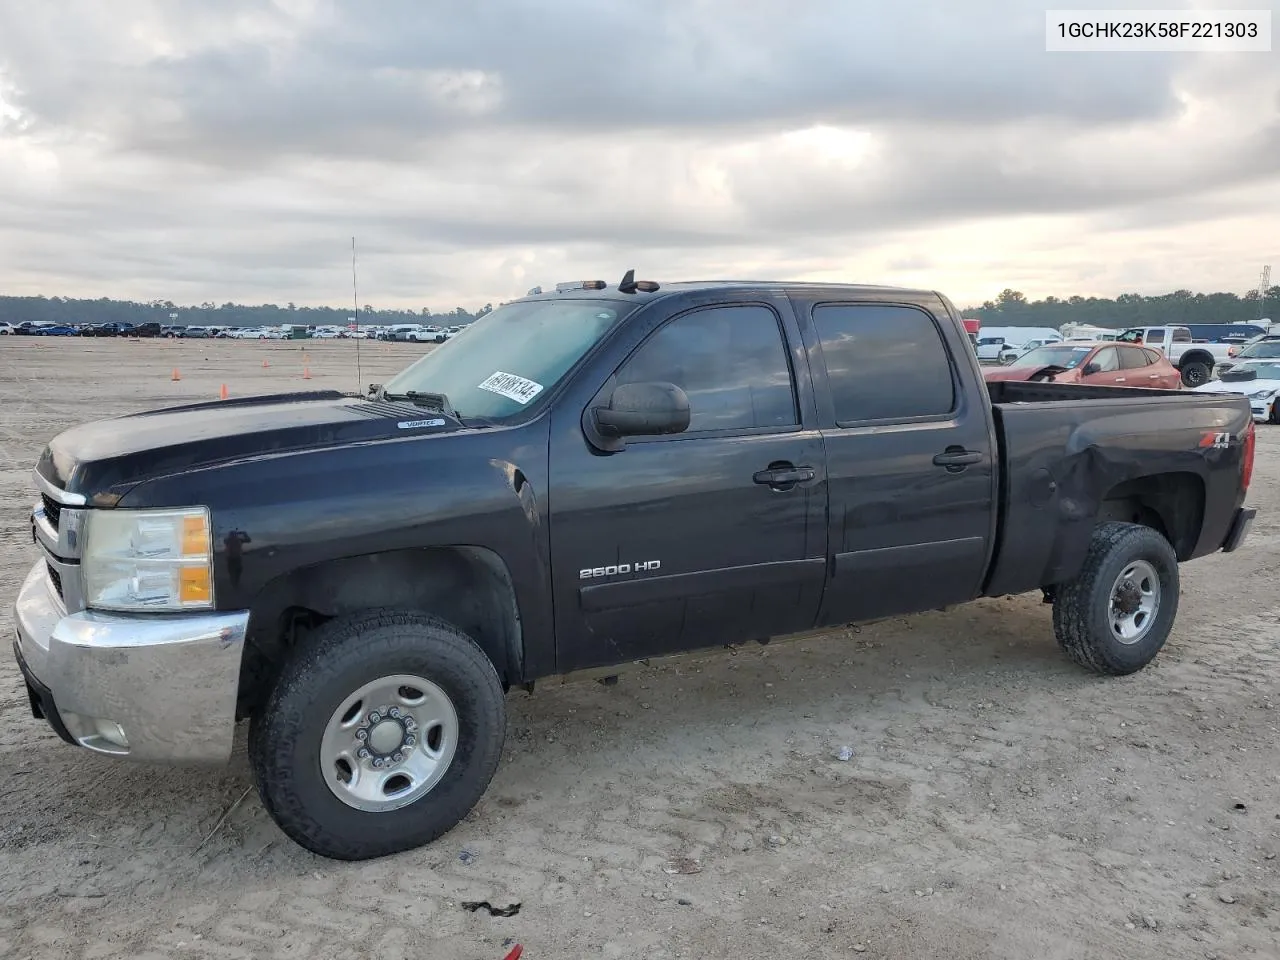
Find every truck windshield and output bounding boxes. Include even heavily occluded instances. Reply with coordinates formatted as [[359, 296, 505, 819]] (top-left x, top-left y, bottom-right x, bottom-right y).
[[378, 298, 633, 420], [1010, 344, 1095, 369]]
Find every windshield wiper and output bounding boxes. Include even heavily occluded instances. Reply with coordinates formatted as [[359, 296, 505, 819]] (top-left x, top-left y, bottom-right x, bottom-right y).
[[454, 412, 501, 429]]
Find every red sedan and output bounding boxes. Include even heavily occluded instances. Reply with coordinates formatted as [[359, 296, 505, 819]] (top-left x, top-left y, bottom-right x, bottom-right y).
[[984, 342, 1182, 389]]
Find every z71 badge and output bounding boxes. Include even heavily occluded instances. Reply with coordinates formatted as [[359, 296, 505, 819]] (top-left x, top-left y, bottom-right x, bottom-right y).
[[1200, 431, 1232, 450], [580, 560, 661, 579]]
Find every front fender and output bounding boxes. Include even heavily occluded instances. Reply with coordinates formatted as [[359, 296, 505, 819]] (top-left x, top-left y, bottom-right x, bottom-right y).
[[116, 423, 557, 676]]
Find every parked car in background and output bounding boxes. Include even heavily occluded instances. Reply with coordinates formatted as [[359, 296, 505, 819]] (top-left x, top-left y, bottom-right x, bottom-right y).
[[1218, 335, 1280, 376], [1116, 326, 1234, 387], [1195, 358, 1280, 423], [0, 322, 14, 335], [975, 336, 1010, 361], [1183, 323, 1267, 344], [132, 323, 162, 338], [183, 326, 214, 338], [1000, 335, 1063, 363], [406, 325, 442, 342], [34, 324, 80, 337], [984, 342, 1183, 389], [387, 324, 426, 342]]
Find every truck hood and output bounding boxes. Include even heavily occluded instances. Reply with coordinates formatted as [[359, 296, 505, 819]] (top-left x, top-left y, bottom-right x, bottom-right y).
[[35, 390, 464, 500]]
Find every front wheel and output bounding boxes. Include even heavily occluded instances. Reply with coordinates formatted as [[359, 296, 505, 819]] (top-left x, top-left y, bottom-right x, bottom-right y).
[[1180, 360, 1211, 387], [249, 610, 506, 860], [1052, 522, 1179, 675]]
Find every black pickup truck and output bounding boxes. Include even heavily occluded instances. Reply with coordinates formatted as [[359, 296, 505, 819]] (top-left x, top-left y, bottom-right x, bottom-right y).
[[14, 274, 1257, 860]]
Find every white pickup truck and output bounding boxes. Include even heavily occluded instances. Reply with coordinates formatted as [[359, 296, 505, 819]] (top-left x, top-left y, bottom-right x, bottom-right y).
[[1116, 326, 1235, 387]]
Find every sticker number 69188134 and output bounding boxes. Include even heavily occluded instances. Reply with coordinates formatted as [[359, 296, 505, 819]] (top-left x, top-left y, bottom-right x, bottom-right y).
[[478, 371, 544, 404]]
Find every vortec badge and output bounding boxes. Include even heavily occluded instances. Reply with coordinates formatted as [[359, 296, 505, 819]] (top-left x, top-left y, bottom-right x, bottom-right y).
[[580, 561, 661, 579]]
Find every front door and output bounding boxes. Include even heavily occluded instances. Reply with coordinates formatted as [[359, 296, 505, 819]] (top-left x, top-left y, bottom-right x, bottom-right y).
[[792, 297, 998, 626], [1079, 346, 1127, 386], [548, 298, 827, 673]]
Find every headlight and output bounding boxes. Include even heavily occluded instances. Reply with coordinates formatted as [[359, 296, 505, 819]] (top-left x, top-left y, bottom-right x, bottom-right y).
[[83, 507, 214, 611], [1249, 389, 1279, 400]]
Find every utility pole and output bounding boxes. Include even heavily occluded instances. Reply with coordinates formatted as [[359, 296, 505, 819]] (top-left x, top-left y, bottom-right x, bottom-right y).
[[1260, 264, 1271, 321]]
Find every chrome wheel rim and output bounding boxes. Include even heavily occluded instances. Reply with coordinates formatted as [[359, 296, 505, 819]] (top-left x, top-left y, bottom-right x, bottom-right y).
[[319, 674, 459, 812], [1109, 560, 1160, 645]]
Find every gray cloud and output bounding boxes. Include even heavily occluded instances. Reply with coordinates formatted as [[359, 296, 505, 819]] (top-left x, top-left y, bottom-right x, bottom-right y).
[[0, 0, 1276, 307]]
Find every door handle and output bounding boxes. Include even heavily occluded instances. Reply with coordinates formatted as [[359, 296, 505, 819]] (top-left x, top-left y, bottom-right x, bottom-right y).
[[1115, 377, 1126, 382], [932, 449, 983, 470], [753, 463, 815, 489]]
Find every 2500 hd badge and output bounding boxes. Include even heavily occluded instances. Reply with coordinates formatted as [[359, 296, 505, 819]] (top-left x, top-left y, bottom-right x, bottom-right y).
[[580, 560, 661, 579]]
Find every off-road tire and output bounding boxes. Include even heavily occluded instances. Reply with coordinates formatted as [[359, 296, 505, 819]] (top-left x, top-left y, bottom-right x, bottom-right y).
[[1052, 521, 1179, 676], [249, 610, 506, 861], [1180, 360, 1211, 387]]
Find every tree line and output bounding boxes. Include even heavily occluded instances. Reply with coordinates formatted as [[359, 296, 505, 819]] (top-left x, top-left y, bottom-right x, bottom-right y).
[[965, 286, 1280, 329], [0, 296, 493, 328], [3, 285, 1277, 331]]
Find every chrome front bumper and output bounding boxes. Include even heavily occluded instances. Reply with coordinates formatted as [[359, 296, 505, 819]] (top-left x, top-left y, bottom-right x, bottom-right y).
[[13, 560, 250, 764]]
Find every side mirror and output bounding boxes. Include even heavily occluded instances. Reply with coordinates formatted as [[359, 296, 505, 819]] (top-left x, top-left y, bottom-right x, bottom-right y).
[[588, 381, 690, 451], [1082, 362, 1100, 376]]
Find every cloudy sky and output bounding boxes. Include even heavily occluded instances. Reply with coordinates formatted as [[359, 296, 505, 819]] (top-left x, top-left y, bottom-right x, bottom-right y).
[[0, 0, 1276, 311]]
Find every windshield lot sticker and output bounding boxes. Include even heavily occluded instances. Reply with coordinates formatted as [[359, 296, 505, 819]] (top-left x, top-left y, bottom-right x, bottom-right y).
[[397, 418, 447, 429], [478, 371, 544, 405]]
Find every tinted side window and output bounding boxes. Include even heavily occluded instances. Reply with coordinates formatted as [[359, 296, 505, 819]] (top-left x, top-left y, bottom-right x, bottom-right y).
[[812, 304, 956, 422], [1120, 346, 1152, 369], [1142, 348, 1163, 364], [1171, 328, 1191, 342], [1146, 329, 1166, 344], [616, 304, 796, 433]]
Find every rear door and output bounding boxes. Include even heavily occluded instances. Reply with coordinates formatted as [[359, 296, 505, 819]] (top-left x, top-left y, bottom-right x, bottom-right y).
[[1118, 345, 1171, 387], [547, 294, 827, 672], [792, 295, 997, 626]]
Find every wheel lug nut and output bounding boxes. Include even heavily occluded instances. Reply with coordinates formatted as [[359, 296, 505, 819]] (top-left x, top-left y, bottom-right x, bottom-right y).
[[369, 711, 382, 723], [355, 729, 368, 741], [404, 718, 416, 731], [357, 747, 370, 760], [392, 752, 403, 763], [404, 735, 417, 746], [388, 707, 401, 719]]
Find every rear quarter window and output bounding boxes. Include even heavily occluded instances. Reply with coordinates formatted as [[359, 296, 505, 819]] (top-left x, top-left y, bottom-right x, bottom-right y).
[[812, 303, 957, 423]]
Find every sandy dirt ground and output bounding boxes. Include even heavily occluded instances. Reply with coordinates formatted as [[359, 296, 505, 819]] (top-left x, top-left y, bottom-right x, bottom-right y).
[[1, 336, 1278, 960]]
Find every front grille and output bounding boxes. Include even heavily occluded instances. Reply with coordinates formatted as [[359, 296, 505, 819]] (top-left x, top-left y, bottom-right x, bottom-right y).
[[40, 493, 61, 531], [46, 562, 63, 599]]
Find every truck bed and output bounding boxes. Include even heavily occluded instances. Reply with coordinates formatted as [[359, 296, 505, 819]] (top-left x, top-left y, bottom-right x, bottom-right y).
[[981, 378, 1252, 599]]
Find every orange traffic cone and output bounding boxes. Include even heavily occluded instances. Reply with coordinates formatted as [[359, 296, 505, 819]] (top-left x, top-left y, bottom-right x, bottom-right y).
[[302, 366, 312, 380], [171, 368, 181, 381], [262, 359, 269, 368], [219, 384, 228, 400]]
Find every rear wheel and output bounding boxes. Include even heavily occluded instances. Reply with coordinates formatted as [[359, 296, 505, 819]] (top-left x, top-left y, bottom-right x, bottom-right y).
[[1052, 522, 1179, 675], [249, 610, 506, 860], [1180, 360, 1211, 387]]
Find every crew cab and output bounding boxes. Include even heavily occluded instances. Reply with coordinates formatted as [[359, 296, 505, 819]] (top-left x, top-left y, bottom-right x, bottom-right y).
[[1116, 326, 1235, 387], [13, 275, 1258, 861]]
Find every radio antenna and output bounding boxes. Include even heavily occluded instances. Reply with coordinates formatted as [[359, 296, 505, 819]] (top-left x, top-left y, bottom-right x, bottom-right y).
[[352, 237, 363, 394]]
